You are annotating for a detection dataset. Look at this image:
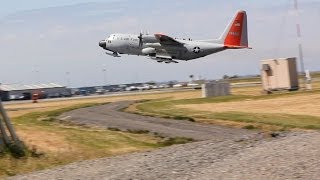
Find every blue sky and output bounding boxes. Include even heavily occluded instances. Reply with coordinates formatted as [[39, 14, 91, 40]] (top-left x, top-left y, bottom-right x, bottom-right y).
[[0, 0, 319, 87], [0, 0, 110, 17]]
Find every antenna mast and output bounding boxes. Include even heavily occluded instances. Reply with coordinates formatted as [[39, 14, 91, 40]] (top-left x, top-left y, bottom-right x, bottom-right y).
[[294, 0, 307, 87]]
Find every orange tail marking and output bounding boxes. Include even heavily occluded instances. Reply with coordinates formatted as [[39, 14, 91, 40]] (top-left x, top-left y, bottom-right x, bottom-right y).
[[224, 12, 245, 47]]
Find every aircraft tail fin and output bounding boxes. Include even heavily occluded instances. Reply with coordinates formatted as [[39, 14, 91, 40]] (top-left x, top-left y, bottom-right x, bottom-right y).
[[219, 10, 250, 49]]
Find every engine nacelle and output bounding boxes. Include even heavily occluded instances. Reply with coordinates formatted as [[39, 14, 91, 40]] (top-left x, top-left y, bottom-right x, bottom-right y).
[[142, 47, 156, 55], [142, 35, 158, 43]]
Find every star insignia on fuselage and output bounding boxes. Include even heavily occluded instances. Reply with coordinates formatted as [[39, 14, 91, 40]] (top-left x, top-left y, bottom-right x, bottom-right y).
[[193, 46, 200, 53]]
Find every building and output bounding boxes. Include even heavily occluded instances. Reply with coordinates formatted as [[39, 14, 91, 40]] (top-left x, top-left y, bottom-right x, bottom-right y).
[[0, 83, 71, 101], [202, 81, 230, 98], [261, 57, 299, 92]]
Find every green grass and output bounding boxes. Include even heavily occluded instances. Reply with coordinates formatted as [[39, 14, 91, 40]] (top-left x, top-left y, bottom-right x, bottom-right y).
[[210, 111, 320, 129], [134, 95, 251, 118]]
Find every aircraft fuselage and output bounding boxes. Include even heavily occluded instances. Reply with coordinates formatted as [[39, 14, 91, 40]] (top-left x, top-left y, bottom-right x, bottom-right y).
[[99, 10, 250, 63], [100, 34, 225, 61]]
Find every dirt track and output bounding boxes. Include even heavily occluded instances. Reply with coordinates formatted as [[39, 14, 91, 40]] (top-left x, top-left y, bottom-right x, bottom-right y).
[[57, 101, 256, 141]]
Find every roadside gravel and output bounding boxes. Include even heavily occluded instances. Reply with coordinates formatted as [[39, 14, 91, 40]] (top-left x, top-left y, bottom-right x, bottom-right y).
[[10, 132, 320, 180]]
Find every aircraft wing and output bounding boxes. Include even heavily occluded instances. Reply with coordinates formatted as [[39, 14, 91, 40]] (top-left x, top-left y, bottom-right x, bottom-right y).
[[154, 33, 184, 46]]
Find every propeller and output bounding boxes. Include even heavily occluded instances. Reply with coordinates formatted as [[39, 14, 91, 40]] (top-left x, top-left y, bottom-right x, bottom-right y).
[[138, 32, 143, 48]]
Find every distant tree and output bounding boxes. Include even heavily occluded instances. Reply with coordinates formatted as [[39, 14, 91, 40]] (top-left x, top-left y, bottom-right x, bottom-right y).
[[146, 81, 156, 85], [168, 81, 176, 87], [223, 75, 229, 79], [230, 75, 239, 79], [189, 75, 194, 82]]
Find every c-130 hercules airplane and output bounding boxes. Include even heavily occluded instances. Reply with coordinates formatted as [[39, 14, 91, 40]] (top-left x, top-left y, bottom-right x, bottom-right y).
[[99, 10, 251, 63]]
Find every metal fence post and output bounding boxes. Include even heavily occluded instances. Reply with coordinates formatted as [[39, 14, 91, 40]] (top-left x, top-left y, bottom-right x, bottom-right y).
[[0, 99, 19, 142], [0, 116, 10, 145]]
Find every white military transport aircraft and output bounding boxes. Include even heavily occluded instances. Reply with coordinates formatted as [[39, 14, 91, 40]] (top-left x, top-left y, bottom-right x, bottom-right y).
[[99, 10, 251, 63]]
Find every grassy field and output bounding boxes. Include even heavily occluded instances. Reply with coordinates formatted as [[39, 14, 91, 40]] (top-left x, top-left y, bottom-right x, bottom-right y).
[[129, 84, 320, 131], [1, 77, 320, 177]]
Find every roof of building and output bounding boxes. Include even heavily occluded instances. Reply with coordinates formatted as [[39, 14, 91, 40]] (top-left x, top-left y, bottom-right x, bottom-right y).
[[0, 83, 65, 91]]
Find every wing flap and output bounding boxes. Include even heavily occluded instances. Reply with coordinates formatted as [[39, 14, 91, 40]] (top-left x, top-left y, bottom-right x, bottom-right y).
[[154, 33, 183, 46]]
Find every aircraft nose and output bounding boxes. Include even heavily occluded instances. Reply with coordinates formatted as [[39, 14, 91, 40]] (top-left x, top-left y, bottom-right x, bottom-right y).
[[99, 40, 106, 48]]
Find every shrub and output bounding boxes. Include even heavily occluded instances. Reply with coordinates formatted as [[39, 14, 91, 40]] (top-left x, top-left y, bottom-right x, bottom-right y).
[[159, 137, 194, 146], [126, 129, 150, 134], [172, 116, 195, 122], [243, 125, 256, 130]]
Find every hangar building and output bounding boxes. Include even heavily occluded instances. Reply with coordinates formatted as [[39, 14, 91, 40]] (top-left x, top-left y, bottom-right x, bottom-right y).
[[0, 83, 71, 101]]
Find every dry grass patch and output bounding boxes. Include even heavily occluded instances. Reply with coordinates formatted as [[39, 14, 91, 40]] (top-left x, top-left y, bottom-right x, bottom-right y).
[[177, 93, 320, 117], [231, 86, 262, 96], [17, 127, 73, 153]]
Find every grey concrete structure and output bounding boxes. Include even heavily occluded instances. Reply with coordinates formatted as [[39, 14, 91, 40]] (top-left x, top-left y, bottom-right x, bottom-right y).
[[202, 82, 230, 98]]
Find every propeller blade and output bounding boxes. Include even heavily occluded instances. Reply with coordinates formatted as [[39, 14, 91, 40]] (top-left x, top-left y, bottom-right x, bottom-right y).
[[138, 32, 143, 47]]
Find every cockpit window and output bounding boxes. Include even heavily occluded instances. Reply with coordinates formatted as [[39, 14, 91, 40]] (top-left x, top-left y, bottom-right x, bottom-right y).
[[108, 34, 115, 40]]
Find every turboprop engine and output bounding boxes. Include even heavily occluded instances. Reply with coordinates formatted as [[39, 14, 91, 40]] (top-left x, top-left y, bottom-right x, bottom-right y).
[[142, 47, 156, 56], [141, 35, 158, 43], [138, 34, 158, 47]]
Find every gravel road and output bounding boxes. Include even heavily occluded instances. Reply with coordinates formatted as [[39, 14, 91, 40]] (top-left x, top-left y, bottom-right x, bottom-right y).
[[57, 101, 256, 141], [8, 102, 320, 179]]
